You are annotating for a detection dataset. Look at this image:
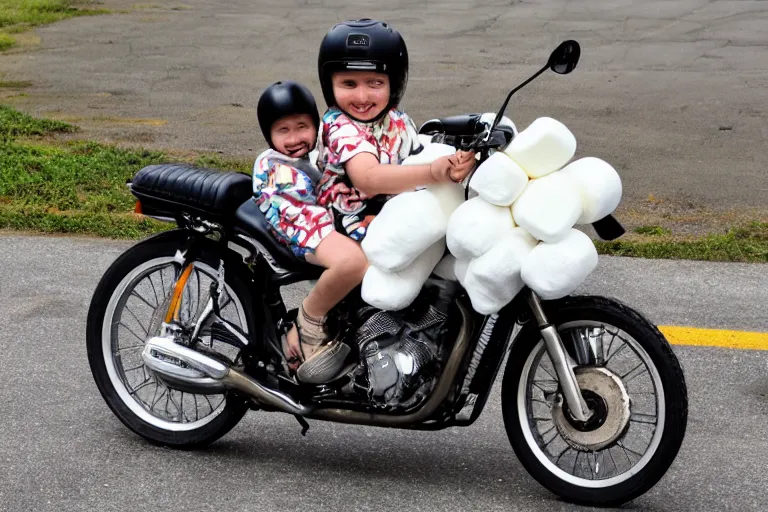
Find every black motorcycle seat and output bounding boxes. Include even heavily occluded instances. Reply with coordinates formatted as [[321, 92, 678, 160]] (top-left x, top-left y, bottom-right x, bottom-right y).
[[233, 199, 323, 275], [131, 164, 252, 220]]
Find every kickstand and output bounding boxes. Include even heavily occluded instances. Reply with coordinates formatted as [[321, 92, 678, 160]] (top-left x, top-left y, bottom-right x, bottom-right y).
[[294, 415, 310, 436]]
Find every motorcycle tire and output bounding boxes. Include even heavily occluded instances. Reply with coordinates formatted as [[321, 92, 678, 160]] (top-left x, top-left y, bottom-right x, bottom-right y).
[[86, 231, 254, 449], [501, 295, 688, 507]]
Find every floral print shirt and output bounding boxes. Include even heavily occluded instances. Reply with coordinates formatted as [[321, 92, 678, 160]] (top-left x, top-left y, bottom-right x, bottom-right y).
[[316, 108, 422, 240]]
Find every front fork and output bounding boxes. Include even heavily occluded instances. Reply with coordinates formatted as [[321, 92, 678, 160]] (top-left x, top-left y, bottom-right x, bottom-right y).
[[526, 291, 592, 422]]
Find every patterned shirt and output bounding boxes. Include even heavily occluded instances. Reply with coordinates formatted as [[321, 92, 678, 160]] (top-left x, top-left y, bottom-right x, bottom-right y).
[[252, 149, 334, 257], [316, 108, 422, 240]]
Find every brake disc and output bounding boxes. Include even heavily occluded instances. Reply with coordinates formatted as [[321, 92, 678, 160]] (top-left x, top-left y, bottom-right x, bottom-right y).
[[552, 367, 631, 451]]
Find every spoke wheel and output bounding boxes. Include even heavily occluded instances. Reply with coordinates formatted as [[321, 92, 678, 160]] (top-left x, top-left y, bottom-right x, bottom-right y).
[[87, 232, 254, 448], [520, 323, 663, 486], [105, 256, 247, 431], [501, 296, 687, 507]]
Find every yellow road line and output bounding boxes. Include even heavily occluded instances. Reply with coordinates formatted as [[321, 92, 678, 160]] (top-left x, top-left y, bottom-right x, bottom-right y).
[[659, 326, 768, 351]]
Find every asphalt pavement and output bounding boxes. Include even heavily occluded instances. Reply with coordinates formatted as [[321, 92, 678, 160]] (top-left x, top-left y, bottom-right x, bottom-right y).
[[0, 234, 766, 511]]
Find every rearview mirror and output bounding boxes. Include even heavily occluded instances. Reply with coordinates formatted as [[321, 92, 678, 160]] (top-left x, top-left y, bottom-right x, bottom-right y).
[[548, 40, 580, 74]]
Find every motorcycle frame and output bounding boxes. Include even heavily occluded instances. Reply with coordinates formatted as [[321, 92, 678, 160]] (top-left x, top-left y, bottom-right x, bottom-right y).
[[153, 219, 592, 431]]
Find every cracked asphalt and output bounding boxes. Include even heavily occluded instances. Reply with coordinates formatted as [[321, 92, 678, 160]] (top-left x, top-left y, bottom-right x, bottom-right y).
[[1, 0, 767, 219]]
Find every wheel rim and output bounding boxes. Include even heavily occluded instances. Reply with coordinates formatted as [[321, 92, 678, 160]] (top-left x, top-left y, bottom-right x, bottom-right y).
[[517, 321, 666, 488], [101, 256, 248, 432]]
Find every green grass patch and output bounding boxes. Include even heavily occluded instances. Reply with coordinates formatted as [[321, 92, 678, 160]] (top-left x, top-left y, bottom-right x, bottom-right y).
[[0, 32, 14, 51], [0, 80, 33, 88], [633, 225, 671, 236], [0, 105, 253, 239], [0, 104, 75, 138], [596, 222, 768, 263], [0, 0, 108, 51], [0, 138, 167, 212], [193, 153, 252, 174], [0, 205, 169, 238]]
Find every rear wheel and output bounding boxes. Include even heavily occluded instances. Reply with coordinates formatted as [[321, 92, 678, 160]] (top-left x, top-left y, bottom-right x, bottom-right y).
[[86, 232, 255, 448], [501, 296, 687, 507]]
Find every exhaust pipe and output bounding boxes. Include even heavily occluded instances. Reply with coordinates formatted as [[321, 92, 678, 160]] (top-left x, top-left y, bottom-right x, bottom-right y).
[[142, 300, 472, 427], [142, 337, 312, 415]]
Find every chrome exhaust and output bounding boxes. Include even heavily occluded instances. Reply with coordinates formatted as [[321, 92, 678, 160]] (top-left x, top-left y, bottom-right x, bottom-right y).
[[142, 337, 312, 415], [141, 299, 472, 426]]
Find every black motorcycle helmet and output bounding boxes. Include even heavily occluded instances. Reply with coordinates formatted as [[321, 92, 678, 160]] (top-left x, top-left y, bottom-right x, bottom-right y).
[[318, 18, 409, 122], [257, 80, 320, 149]]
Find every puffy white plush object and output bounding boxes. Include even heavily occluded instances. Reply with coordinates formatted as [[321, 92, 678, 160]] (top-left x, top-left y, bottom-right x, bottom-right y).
[[468, 151, 529, 206], [361, 240, 446, 311], [401, 142, 456, 166], [558, 157, 623, 224], [425, 182, 465, 218], [433, 253, 458, 281], [417, 133, 434, 148], [463, 228, 538, 314], [454, 258, 469, 285], [479, 112, 518, 134], [512, 172, 582, 243], [362, 185, 461, 272], [521, 229, 599, 300], [446, 197, 516, 260], [504, 117, 576, 178]]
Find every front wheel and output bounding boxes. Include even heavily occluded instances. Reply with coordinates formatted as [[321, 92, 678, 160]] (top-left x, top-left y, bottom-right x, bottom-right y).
[[86, 232, 254, 448], [501, 296, 688, 507]]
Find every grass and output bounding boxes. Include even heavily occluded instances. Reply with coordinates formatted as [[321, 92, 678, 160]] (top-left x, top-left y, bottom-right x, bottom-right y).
[[0, 105, 766, 261], [0, 0, 107, 51], [0, 79, 33, 88], [0, 104, 75, 138], [633, 225, 671, 236], [595, 222, 768, 263], [0, 105, 251, 239]]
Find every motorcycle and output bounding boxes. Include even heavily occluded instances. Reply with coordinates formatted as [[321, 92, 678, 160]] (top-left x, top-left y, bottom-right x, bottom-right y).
[[86, 41, 687, 507]]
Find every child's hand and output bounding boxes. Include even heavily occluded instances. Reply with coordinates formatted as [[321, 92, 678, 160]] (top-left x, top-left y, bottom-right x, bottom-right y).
[[448, 150, 476, 183], [429, 155, 456, 182], [429, 150, 476, 183]]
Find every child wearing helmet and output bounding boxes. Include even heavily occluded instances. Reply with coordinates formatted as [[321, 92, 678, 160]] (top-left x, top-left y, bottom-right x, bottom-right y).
[[253, 80, 369, 384], [315, 18, 476, 240]]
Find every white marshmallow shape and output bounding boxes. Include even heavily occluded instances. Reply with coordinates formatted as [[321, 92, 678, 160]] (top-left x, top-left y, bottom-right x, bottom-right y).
[[433, 253, 458, 281], [446, 197, 515, 260], [454, 258, 469, 285], [558, 157, 623, 224], [463, 228, 538, 314], [521, 229, 598, 300], [401, 142, 456, 166], [504, 117, 576, 178], [361, 240, 446, 311], [512, 172, 582, 243], [479, 112, 518, 135], [362, 185, 460, 272], [425, 182, 465, 219], [468, 152, 529, 206], [417, 134, 434, 148]]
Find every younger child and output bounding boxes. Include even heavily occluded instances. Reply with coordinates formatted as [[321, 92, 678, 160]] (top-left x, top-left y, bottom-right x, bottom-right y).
[[253, 80, 368, 384]]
